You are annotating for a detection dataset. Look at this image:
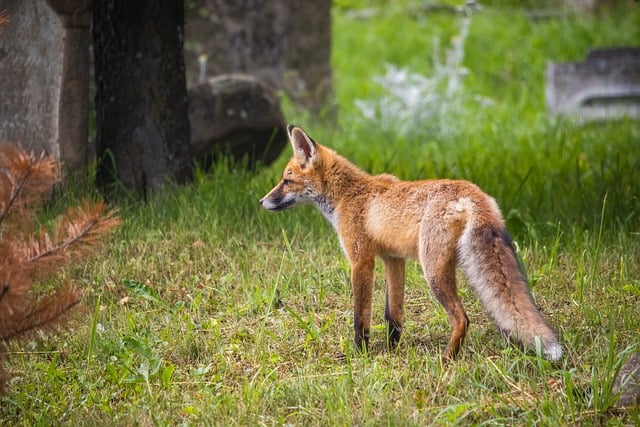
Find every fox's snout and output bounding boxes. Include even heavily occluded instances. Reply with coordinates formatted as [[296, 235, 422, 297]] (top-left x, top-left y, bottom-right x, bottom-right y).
[[259, 196, 274, 210], [259, 191, 290, 212]]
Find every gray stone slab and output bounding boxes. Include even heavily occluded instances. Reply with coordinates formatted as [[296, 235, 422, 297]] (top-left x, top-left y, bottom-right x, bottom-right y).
[[546, 47, 640, 121], [184, 0, 333, 115], [0, 0, 91, 177]]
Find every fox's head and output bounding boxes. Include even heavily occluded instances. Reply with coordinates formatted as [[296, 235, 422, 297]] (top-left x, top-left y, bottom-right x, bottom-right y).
[[259, 125, 327, 213]]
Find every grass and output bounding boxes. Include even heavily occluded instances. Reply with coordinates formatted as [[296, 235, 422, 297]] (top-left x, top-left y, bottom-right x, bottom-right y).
[[2, 1, 640, 425]]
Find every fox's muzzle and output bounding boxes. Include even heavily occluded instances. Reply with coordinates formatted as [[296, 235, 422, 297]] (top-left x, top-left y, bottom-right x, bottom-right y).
[[259, 195, 294, 211]]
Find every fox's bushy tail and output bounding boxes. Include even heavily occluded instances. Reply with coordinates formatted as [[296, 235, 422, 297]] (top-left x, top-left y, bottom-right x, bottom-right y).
[[458, 221, 562, 361]]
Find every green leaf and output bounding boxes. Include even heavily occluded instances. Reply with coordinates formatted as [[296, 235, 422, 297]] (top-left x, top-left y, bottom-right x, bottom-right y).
[[122, 279, 161, 304]]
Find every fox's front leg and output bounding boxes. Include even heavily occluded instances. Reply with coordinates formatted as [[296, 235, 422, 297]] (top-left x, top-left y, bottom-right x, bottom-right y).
[[351, 258, 375, 351], [382, 256, 405, 348]]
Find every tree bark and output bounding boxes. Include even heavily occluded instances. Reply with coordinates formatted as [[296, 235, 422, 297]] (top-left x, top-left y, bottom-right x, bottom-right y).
[[93, 0, 192, 196]]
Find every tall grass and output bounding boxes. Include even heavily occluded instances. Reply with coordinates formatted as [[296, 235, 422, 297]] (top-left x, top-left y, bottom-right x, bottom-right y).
[[1, 2, 639, 425]]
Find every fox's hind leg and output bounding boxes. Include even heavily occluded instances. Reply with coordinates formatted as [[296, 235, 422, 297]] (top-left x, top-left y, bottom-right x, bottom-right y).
[[419, 226, 469, 361], [423, 256, 469, 360], [382, 256, 405, 348]]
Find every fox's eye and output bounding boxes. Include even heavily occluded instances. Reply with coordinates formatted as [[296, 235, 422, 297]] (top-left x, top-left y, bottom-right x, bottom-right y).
[[282, 179, 291, 186]]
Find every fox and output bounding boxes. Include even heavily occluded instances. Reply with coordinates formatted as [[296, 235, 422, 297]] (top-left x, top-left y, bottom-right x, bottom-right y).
[[260, 125, 562, 361]]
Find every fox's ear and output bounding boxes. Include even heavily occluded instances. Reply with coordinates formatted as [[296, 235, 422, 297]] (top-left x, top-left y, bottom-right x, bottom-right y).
[[288, 125, 317, 167]]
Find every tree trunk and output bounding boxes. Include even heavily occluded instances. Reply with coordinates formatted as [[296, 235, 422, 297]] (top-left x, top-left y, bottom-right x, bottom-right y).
[[93, 0, 192, 196]]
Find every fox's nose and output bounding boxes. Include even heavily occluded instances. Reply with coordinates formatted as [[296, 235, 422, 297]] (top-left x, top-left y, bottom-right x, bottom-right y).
[[258, 198, 264, 206]]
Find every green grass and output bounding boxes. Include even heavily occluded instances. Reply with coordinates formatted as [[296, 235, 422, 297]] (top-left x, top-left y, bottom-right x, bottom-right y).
[[3, 2, 640, 425]]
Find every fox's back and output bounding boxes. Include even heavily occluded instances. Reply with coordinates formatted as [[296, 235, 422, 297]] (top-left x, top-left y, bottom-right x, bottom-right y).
[[362, 177, 503, 259]]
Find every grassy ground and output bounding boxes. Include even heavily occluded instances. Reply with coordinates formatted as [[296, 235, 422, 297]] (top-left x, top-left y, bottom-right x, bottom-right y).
[[3, 2, 640, 425]]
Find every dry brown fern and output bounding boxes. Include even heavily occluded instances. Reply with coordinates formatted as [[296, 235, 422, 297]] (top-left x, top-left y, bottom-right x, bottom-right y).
[[0, 142, 121, 392]]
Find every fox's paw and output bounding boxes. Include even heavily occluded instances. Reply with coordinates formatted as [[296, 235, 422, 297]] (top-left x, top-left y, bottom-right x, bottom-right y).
[[441, 345, 462, 363], [386, 324, 402, 349], [354, 334, 370, 353]]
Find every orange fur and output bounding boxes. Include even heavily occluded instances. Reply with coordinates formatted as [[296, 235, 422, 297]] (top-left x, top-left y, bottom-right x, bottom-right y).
[[260, 126, 562, 361]]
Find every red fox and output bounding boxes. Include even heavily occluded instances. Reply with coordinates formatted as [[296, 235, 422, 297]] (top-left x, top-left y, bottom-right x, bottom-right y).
[[260, 125, 562, 361]]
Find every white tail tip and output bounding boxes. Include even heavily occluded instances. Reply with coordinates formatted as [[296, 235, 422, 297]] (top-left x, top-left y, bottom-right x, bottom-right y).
[[544, 343, 563, 361]]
